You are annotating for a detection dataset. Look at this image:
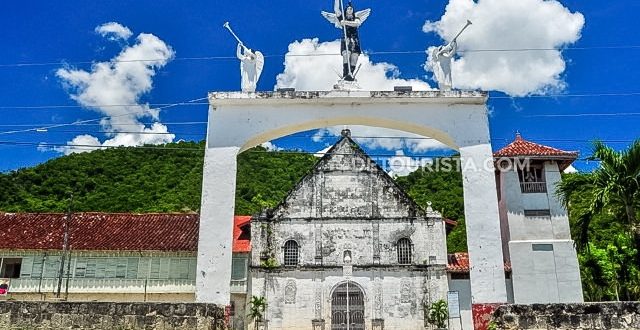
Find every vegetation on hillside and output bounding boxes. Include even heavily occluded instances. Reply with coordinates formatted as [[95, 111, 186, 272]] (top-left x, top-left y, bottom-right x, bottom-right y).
[[557, 140, 640, 301], [395, 159, 466, 252], [0, 141, 317, 215]]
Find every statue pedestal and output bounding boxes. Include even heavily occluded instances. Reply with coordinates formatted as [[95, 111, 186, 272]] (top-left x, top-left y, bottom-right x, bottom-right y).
[[333, 79, 362, 91]]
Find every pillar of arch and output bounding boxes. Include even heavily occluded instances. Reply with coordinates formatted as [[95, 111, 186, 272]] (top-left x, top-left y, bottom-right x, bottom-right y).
[[196, 90, 508, 309]]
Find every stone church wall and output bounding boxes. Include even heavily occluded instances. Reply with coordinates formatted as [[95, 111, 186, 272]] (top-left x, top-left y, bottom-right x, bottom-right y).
[[250, 268, 448, 330], [251, 219, 447, 268]]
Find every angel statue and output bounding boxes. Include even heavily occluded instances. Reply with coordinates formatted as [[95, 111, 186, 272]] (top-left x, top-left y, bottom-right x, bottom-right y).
[[431, 41, 457, 91], [236, 44, 264, 92], [224, 22, 264, 93], [322, 0, 371, 82], [430, 20, 472, 91]]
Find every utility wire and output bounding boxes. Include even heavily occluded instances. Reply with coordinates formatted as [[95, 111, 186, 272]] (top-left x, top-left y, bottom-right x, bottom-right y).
[[0, 97, 208, 136], [2, 45, 640, 68]]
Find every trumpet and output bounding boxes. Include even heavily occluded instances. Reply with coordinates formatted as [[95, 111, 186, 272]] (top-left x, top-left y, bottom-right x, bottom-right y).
[[223, 22, 248, 51], [452, 20, 472, 43]]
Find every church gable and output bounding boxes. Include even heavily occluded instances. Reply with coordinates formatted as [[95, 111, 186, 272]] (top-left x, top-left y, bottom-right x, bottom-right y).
[[271, 132, 424, 220]]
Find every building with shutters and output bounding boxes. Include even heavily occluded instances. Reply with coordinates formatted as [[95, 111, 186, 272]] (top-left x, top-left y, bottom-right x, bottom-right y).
[[0, 213, 251, 307]]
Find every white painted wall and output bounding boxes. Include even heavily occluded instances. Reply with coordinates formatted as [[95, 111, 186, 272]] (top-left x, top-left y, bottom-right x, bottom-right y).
[[499, 159, 583, 304]]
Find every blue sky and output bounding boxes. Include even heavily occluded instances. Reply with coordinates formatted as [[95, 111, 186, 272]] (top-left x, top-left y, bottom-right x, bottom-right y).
[[0, 0, 638, 172]]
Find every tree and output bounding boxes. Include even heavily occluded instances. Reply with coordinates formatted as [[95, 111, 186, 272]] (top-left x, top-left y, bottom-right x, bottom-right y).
[[557, 140, 640, 256], [425, 299, 448, 329], [248, 295, 267, 330]]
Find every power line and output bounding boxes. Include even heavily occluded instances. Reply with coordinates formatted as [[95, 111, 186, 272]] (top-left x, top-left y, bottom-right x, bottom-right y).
[[0, 121, 208, 127], [0, 103, 208, 110], [1, 45, 640, 68], [0, 97, 208, 136]]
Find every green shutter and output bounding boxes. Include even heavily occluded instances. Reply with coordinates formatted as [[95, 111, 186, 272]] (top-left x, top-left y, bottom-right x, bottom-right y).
[[149, 259, 160, 279], [138, 258, 150, 279], [85, 258, 97, 278], [159, 258, 170, 279], [95, 258, 107, 278], [75, 257, 87, 278], [231, 257, 247, 280], [126, 258, 139, 279], [188, 258, 196, 280], [31, 256, 44, 279], [179, 259, 190, 279], [115, 258, 127, 278], [20, 257, 34, 278], [43, 256, 61, 278]]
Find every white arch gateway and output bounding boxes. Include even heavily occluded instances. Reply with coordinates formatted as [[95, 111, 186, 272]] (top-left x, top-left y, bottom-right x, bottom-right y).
[[196, 90, 508, 309]]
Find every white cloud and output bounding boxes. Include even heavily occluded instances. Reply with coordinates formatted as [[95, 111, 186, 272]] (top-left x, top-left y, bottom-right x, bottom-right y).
[[563, 164, 578, 174], [55, 23, 175, 154], [423, 0, 584, 96], [261, 141, 283, 152], [275, 38, 432, 91], [95, 22, 133, 41], [313, 125, 450, 153], [387, 150, 432, 177]]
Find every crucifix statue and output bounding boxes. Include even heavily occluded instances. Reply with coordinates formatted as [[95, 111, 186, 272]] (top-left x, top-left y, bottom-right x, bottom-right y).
[[322, 0, 371, 82]]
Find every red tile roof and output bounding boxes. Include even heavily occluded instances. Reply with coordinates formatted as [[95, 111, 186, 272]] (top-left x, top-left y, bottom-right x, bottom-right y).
[[494, 133, 578, 158], [0, 213, 251, 253], [233, 216, 252, 253], [447, 252, 511, 273]]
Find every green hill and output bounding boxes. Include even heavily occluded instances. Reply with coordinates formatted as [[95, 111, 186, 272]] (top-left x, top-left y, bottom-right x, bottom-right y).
[[0, 141, 466, 250], [0, 142, 317, 215]]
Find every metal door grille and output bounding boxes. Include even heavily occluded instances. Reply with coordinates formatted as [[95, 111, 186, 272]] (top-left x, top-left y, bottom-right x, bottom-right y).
[[331, 282, 364, 330]]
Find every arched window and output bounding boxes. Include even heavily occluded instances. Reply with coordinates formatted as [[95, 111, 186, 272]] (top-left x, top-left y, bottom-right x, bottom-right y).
[[397, 238, 412, 265], [283, 240, 299, 266]]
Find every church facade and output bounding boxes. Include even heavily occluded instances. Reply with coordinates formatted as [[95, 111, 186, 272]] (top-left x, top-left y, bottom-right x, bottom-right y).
[[248, 130, 448, 330]]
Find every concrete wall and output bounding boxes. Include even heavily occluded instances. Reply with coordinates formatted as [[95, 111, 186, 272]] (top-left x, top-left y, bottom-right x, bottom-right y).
[[509, 240, 582, 304], [493, 302, 640, 329], [0, 301, 225, 330], [251, 268, 448, 330], [499, 160, 583, 304]]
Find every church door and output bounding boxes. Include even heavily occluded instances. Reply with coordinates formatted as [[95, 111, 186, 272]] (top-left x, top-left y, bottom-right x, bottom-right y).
[[331, 281, 364, 330]]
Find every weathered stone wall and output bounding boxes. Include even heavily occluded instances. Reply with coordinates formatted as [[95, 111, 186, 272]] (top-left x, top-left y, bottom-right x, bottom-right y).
[[0, 301, 226, 330], [250, 267, 448, 330], [493, 302, 640, 329]]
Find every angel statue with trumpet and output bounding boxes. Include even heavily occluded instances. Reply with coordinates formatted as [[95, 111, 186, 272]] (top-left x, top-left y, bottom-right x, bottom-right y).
[[223, 22, 264, 93], [431, 20, 472, 91], [322, 0, 371, 82]]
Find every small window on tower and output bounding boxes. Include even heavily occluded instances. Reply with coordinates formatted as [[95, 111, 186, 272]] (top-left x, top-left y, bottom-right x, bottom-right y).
[[524, 209, 551, 220]]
